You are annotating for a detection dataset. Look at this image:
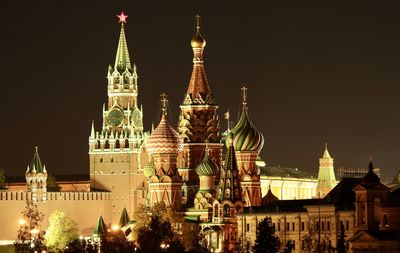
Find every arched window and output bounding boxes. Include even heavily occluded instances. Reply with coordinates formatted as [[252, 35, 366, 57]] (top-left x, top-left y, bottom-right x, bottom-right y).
[[223, 204, 230, 217], [214, 205, 219, 217]]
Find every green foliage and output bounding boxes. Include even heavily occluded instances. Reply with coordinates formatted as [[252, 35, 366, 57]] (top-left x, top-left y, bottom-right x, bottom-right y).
[[101, 237, 135, 253], [64, 239, 98, 253], [0, 169, 6, 189], [281, 240, 294, 253], [132, 203, 209, 253], [14, 201, 45, 253], [137, 215, 174, 253], [252, 216, 280, 253], [47, 175, 60, 192], [44, 210, 78, 251]]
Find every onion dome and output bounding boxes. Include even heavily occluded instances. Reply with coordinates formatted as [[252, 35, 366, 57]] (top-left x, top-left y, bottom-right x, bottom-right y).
[[146, 94, 182, 154], [262, 187, 279, 205], [195, 148, 218, 176], [191, 15, 206, 49], [229, 87, 264, 152], [143, 160, 155, 178], [361, 161, 380, 186]]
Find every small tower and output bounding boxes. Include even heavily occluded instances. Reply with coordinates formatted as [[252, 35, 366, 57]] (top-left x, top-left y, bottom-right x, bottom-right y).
[[316, 143, 337, 198], [191, 144, 219, 220], [230, 86, 264, 206], [177, 15, 222, 204], [25, 147, 48, 202], [353, 161, 390, 231], [146, 93, 183, 211], [212, 133, 244, 253]]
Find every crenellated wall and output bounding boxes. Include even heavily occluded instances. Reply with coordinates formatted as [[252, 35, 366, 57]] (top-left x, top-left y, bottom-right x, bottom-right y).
[[0, 191, 112, 241]]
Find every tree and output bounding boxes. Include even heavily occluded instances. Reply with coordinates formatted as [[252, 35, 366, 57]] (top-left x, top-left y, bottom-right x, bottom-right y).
[[0, 169, 5, 189], [137, 215, 174, 253], [252, 216, 280, 253], [15, 201, 45, 253], [45, 210, 78, 251], [336, 223, 346, 253], [280, 240, 294, 253]]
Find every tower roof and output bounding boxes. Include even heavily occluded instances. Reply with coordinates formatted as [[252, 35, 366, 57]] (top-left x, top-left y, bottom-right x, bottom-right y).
[[93, 215, 107, 237], [361, 161, 380, 187], [183, 15, 212, 105], [119, 207, 130, 228], [217, 133, 242, 202], [146, 93, 182, 154], [322, 143, 332, 159], [230, 86, 264, 153], [28, 147, 45, 173], [114, 12, 132, 72]]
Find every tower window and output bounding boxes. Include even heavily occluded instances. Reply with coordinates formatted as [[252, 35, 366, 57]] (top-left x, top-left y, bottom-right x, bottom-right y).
[[100, 158, 103, 163]]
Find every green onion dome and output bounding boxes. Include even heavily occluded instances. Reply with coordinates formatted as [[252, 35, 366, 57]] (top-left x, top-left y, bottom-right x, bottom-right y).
[[143, 160, 155, 178], [195, 150, 218, 176], [229, 107, 264, 153], [146, 114, 182, 154]]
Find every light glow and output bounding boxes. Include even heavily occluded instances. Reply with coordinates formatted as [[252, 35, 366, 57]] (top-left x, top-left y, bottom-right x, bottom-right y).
[[117, 12, 128, 24]]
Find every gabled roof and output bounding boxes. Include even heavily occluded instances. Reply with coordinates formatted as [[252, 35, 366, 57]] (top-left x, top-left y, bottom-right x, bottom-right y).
[[324, 178, 361, 210]]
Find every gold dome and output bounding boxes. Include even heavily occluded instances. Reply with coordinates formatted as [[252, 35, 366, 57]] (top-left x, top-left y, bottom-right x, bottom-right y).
[[191, 15, 206, 48], [191, 29, 206, 48]]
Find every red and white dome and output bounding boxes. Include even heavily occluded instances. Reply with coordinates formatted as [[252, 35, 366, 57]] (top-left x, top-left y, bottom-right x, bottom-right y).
[[146, 114, 182, 154]]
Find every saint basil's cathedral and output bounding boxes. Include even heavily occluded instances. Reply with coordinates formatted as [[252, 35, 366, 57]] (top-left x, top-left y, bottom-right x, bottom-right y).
[[89, 13, 264, 251]]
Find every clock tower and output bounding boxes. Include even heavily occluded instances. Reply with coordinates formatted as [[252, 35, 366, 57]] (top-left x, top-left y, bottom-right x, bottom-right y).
[[88, 12, 148, 223]]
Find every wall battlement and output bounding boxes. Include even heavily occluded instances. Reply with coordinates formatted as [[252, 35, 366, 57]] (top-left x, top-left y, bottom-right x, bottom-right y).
[[0, 191, 112, 202]]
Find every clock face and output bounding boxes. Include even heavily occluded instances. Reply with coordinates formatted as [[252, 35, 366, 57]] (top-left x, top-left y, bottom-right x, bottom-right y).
[[107, 109, 124, 127], [132, 109, 142, 128]]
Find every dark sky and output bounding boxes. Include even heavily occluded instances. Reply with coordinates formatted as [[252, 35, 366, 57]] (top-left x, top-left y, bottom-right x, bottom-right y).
[[1, 1, 400, 182]]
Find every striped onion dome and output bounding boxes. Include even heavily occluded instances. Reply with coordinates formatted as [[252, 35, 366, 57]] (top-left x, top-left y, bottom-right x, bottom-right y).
[[229, 106, 264, 152], [146, 114, 182, 154], [195, 149, 218, 176]]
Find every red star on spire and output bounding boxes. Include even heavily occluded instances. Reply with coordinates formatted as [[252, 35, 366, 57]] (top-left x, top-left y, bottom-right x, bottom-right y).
[[117, 11, 128, 23]]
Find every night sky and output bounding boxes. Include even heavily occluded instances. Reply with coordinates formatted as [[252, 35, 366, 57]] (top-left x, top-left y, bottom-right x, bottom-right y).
[[1, 1, 400, 182]]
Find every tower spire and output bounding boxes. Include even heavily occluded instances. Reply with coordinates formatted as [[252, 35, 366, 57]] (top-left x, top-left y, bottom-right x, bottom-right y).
[[114, 11, 131, 72], [184, 14, 212, 105]]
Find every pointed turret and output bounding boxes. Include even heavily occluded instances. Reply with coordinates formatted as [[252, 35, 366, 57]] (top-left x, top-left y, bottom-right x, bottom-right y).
[[217, 133, 242, 202], [119, 207, 130, 228], [323, 142, 331, 158], [93, 215, 107, 237], [184, 14, 212, 105], [114, 12, 131, 72], [317, 143, 337, 198], [29, 146, 44, 173]]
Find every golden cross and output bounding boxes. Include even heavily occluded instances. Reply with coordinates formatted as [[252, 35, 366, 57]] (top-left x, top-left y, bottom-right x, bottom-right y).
[[241, 86, 248, 107], [160, 93, 168, 113]]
